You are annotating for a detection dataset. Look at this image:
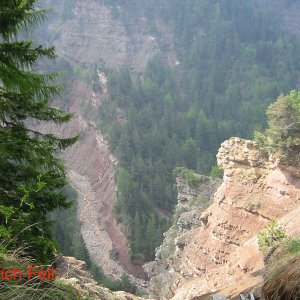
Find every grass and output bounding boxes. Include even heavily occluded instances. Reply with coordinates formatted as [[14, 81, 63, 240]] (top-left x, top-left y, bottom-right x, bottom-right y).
[[262, 238, 300, 300], [0, 250, 84, 300], [0, 280, 83, 300]]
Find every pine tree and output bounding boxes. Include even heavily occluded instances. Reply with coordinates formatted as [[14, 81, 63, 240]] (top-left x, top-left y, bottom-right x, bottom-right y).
[[0, 0, 77, 262]]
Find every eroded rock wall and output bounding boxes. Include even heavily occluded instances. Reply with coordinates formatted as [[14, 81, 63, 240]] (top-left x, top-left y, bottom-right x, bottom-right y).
[[40, 0, 171, 72], [145, 174, 222, 299], [147, 137, 300, 299]]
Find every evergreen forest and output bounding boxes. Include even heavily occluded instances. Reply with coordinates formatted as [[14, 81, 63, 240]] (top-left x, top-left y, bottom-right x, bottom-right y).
[[98, 0, 300, 260]]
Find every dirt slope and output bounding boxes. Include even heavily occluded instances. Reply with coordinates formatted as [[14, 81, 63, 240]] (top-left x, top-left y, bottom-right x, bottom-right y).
[[37, 79, 145, 280]]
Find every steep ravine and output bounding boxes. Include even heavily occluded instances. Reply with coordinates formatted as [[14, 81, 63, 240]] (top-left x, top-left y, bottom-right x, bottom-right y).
[[36, 0, 300, 296], [36, 0, 178, 280], [37, 79, 146, 280], [37, 0, 176, 281]]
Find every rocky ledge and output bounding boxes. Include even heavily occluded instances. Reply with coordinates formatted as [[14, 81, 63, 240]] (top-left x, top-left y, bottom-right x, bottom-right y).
[[57, 256, 147, 300], [146, 137, 300, 299]]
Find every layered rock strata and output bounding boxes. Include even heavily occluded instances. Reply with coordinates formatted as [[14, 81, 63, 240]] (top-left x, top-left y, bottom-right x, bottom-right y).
[[144, 174, 222, 299], [147, 137, 300, 299], [41, 0, 174, 72]]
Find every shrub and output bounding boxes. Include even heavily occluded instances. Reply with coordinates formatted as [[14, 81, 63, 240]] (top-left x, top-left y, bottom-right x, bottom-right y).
[[255, 90, 300, 162], [209, 164, 224, 178], [173, 167, 200, 186], [258, 220, 286, 251]]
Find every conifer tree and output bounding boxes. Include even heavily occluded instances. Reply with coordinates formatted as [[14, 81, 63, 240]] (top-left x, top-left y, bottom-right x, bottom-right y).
[[0, 0, 77, 262], [255, 90, 300, 162]]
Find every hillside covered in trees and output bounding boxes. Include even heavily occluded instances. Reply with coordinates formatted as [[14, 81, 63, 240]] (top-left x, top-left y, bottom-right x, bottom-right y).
[[97, 0, 300, 261]]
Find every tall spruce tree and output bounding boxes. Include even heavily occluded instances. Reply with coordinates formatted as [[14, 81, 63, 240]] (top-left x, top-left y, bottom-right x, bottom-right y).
[[0, 0, 77, 262]]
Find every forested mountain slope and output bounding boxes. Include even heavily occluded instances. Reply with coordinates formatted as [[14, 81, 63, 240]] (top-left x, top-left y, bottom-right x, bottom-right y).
[[40, 0, 300, 271], [98, 0, 300, 261]]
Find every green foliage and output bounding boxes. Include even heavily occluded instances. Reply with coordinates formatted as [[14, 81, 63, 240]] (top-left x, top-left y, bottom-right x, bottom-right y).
[[173, 167, 199, 186], [0, 0, 77, 262], [73, 65, 90, 81], [258, 220, 287, 251], [286, 238, 300, 255], [255, 90, 300, 161], [119, 274, 137, 294], [51, 187, 139, 294], [209, 165, 223, 178], [99, 60, 175, 260], [262, 237, 300, 300], [89, 262, 137, 294], [50, 186, 91, 266]]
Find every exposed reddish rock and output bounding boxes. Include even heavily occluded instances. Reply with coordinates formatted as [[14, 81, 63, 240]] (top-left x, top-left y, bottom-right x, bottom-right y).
[[37, 79, 146, 282], [147, 137, 300, 299]]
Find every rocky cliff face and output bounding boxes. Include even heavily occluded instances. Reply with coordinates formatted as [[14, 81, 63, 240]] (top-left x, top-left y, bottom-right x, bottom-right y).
[[144, 174, 222, 299], [146, 137, 300, 299], [41, 0, 176, 72]]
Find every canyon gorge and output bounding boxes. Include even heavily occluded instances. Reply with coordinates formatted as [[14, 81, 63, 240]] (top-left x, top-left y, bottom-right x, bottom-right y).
[[35, 0, 300, 299]]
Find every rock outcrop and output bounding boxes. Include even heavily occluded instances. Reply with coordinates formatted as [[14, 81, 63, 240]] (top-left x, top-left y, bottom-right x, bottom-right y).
[[147, 137, 300, 299], [144, 174, 222, 299], [57, 256, 148, 300]]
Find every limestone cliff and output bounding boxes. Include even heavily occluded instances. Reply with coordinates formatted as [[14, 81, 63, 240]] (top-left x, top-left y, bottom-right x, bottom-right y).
[[146, 137, 300, 299]]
